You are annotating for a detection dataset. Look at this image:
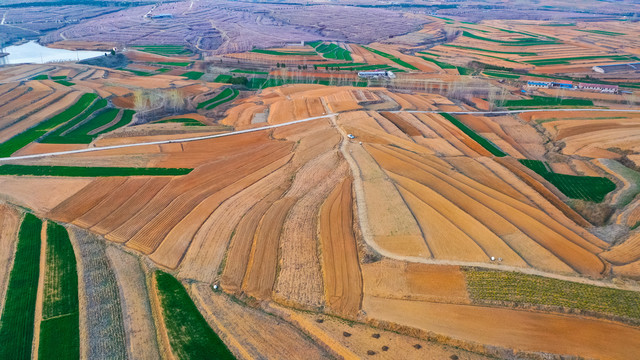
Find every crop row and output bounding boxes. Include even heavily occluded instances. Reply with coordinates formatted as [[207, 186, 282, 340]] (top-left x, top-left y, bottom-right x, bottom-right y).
[[442, 44, 537, 56], [130, 45, 193, 56], [525, 55, 637, 66], [181, 71, 204, 80], [0, 213, 42, 360], [463, 267, 640, 321], [501, 96, 593, 109], [156, 118, 205, 126], [309, 42, 353, 61], [39, 222, 79, 360], [197, 88, 239, 110], [439, 112, 506, 157], [250, 49, 317, 56], [461, 30, 561, 46], [154, 271, 234, 360], [247, 77, 367, 90], [361, 45, 419, 70], [519, 159, 616, 202], [42, 98, 108, 144], [0, 165, 193, 177], [0, 93, 97, 157]]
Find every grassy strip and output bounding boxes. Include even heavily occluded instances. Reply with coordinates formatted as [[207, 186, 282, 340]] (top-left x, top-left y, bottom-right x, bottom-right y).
[[155, 118, 205, 126], [181, 71, 204, 80], [117, 68, 154, 76], [464, 267, 640, 321], [251, 49, 316, 56], [197, 88, 234, 109], [502, 96, 593, 109], [442, 44, 537, 56], [462, 31, 560, 46], [51, 76, 67, 80], [0, 165, 192, 177], [155, 271, 234, 360], [578, 29, 625, 36], [519, 159, 615, 202], [99, 109, 134, 135], [313, 42, 353, 61], [440, 113, 506, 157], [542, 23, 575, 26], [151, 61, 192, 67], [131, 45, 193, 56], [230, 69, 269, 75], [0, 93, 97, 156], [32, 74, 49, 80], [526, 55, 635, 66], [214, 74, 232, 83], [247, 77, 367, 89], [40, 99, 107, 144], [0, 213, 42, 360], [39, 222, 79, 360], [419, 55, 456, 69], [483, 70, 520, 79], [60, 108, 120, 143], [156, 68, 171, 73], [361, 46, 419, 70], [55, 80, 74, 87], [205, 89, 239, 110]]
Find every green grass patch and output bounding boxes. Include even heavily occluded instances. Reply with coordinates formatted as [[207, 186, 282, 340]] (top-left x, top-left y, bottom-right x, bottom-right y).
[[54, 80, 75, 87], [419, 55, 456, 69], [0, 213, 42, 360], [131, 45, 193, 56], [230, 69, 269, 75], [483, 70, 521, 79], [519, 159, 615, 202], [578, 29, 625, 36], [214, 74, 232, 83], [0, 165, 192, 177], [440, 113, 506, 157], [41, 98, 107, 144], [39, 221, 79, 360], [151, 61, 192, 67], [117, 68, 154, 76], [181, 71, 204, 80], [462, 30, 560, 46], [197, 88, 239, 110], [542, 23, 576, 27], [631, 221, 640, 230], [313, 42, 352, 61], [51, 76, 67, 80], [502, 96, 593, 109], [156, 118, 205, 126], [442, 44, 537, 56], [361, 46, 419, 70], [156, 68, 171, 73], [0, 93, 97, 156], [250, 49, 316, 56], [59, 108, 120, 143], [525, 55, 636, 66], [464, 267, 640, 321], [32, 74, 49, 80], [155, 271, 234, 360]]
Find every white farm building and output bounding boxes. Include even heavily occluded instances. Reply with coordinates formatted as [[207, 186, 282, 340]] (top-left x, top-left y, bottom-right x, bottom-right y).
[[358, 70, 396, 79]]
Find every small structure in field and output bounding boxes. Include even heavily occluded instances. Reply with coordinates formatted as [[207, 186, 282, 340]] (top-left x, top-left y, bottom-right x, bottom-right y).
[[593, 62, 640, 73], [358, 70, 396, 79], [147, 14, 174, 20], [578, 83, 619, 93]]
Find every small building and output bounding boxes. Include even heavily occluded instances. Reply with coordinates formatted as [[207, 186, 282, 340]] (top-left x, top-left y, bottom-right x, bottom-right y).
[[358, 70, 396, 79], [593, 62, 640, 73], [551, 81, 573, 89], [578, 83, 619, 93], [526, 80, 552, 88]]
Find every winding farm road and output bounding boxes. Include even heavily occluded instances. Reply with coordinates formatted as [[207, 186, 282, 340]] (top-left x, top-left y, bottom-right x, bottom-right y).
[[2, 107, 640, 290]]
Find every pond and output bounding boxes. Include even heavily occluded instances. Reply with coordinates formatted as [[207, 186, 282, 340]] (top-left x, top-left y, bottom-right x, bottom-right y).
[[0, 41, 105, 65]]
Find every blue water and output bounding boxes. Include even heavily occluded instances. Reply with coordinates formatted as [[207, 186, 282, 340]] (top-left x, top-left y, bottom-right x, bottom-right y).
[[0, 41, 104, 65]]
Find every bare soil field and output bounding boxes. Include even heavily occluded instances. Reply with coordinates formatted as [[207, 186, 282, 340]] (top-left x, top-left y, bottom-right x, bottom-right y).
[[0, 205, 20, 313], [364, 296, 640, 360]]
